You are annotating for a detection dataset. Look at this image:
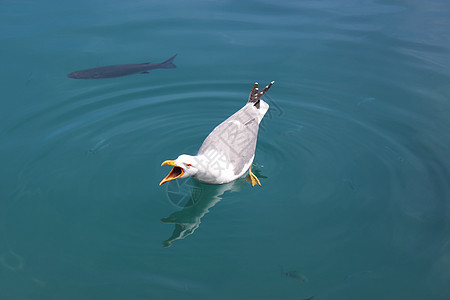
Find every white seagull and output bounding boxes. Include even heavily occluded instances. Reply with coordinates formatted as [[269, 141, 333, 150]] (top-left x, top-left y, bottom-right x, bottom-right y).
[[160, 81, 274, 186]]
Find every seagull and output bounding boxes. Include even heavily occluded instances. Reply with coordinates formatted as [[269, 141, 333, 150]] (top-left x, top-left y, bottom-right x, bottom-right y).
[[160, 81, 274, 186]]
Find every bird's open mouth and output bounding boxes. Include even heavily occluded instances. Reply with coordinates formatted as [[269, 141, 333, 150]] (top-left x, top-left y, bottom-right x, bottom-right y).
[[160, 160, 185, 185]]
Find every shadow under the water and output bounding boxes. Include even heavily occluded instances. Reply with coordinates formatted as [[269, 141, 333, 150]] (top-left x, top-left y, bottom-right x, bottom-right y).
[[160, 177, 249, 248]]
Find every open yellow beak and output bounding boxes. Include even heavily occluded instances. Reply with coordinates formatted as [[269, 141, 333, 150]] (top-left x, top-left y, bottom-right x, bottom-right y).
[[159, 160, 185, 185]]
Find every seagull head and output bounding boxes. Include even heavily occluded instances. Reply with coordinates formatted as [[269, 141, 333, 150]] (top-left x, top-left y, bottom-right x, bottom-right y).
[[159, 154, 200, 185]]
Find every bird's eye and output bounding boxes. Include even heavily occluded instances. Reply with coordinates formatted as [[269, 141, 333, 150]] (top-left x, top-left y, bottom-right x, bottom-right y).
[[186, 164, 192, 167]]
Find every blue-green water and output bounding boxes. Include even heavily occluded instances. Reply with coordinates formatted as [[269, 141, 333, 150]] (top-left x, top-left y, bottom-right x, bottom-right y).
[[1, 0, 450, 299]]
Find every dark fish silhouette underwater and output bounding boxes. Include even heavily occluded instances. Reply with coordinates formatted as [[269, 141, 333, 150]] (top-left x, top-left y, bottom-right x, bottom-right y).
[[67, 54, 177, 79]]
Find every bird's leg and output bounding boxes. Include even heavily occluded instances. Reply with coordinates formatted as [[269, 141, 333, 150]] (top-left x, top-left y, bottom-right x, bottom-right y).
[[246, 166, 261, 187]]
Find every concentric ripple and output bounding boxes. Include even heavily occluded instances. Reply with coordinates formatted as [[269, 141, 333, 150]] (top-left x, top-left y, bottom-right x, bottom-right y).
[[1, 0, 449, 298]]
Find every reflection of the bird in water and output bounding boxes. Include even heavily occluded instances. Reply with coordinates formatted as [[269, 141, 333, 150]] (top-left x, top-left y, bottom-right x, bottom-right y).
[[161, 177, 250, 248]]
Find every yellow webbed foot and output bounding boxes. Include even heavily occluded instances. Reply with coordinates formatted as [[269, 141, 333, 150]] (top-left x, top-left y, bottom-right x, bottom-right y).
[[246, 167, 261, 187]]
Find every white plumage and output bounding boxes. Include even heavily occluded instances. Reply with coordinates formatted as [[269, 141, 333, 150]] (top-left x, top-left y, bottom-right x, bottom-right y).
[[160, 81, 274, 186]]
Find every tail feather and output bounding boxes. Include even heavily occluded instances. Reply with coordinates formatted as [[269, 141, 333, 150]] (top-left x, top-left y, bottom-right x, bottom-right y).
[[248, 81, 275, 108], [159, 54, 177, 69]]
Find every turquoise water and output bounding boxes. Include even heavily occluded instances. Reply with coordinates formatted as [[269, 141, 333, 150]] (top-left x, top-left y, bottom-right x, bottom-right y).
[[1, 0, 450, 299]]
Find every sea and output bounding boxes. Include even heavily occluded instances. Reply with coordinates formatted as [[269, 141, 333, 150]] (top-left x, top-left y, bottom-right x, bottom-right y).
[[1, 0, 449, 299]]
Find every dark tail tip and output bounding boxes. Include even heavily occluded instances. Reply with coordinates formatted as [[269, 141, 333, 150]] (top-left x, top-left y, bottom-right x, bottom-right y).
[[160, 54, 177, 69], [248, 81, 275, 108]]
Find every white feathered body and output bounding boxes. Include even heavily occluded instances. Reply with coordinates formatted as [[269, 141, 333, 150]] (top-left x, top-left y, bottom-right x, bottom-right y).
[[193, 100, 269, 184]]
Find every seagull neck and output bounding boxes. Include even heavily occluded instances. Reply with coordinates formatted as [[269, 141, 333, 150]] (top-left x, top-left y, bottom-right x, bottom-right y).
[[192, 154, 209, 169]]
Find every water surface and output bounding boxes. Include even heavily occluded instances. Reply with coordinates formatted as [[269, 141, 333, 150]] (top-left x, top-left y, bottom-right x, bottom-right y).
[[1, 0, 449, 299]]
